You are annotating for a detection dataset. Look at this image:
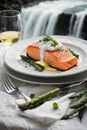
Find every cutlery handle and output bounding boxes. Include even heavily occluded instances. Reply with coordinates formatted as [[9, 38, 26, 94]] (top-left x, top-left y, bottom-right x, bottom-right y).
[[18, 90, 31, 102], [61, 79, 87, 94]]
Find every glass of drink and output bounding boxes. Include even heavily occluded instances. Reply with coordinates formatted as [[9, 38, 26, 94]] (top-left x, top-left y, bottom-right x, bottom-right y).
[[0, 10, 21, 44]]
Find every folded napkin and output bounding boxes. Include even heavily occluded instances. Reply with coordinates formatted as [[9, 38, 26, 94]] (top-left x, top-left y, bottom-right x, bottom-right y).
[[16, 93, 74, 125], [0, 86, 87, 130]]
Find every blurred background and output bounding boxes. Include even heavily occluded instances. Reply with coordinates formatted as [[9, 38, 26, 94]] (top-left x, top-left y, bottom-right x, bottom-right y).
[[0, 0, 87, 40]]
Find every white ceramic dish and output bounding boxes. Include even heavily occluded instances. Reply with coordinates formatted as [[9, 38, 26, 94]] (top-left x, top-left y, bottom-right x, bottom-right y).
[[4, 35, 87, 84]]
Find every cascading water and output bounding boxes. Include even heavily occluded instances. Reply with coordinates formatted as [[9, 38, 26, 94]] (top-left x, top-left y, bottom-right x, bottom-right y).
[[69, 10, 87, 38], [21, 0, 87, 39]]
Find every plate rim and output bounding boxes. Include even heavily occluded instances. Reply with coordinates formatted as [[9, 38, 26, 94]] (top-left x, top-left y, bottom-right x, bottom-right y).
[[4, 35, 87, 84]]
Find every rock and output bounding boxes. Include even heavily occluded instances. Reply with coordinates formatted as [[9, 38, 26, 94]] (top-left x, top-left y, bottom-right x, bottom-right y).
[[0, 0, 51, 11], [80, 15, 87, 40], [54, 12, 72, 35], [0, 0, 31, 11]]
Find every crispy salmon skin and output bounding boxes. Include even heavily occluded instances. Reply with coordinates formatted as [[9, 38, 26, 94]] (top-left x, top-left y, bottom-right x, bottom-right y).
[[26, 41, 78, 71]]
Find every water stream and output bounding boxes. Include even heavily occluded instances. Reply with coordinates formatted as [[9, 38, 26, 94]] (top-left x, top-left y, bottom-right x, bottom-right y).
[[21, 0, 87, 39]]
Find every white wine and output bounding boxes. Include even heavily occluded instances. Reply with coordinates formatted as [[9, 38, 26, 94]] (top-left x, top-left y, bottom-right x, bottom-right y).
[[0, 31, 21, 44]]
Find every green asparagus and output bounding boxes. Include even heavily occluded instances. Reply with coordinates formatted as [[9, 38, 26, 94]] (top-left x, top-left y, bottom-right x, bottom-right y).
[[62, 89, 87, 120], [39, 34, 59, 47], [68, 48, 79, 58], [69, 90, 87, 99], [39, 37, 49, 42], [62, 103, 87, 120], [45, 34, 59, 46], [18, 88, 60, 111], [70, 96, 87, 109], [78, 107, 85, 120], [21, 55, 44, 72]]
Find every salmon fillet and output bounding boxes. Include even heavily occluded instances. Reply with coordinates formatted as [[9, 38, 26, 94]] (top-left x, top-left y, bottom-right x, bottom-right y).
[[26, 41, 78, 70]]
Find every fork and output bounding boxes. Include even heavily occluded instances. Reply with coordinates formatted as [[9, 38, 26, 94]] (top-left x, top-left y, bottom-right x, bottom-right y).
[[1, 71, 86, 101], [0, 71, 31, 102]]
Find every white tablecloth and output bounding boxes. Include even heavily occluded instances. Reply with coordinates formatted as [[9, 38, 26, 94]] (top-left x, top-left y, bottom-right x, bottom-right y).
[[0, 42, 87, 130]]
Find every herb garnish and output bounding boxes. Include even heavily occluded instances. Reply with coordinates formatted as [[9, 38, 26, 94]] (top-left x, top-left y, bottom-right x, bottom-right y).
[[30, 93, 36, 99], [39, 34, 59, 47]]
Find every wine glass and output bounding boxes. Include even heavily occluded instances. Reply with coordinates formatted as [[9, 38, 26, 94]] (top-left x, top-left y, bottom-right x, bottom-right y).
[[0, 10, 22, 44]]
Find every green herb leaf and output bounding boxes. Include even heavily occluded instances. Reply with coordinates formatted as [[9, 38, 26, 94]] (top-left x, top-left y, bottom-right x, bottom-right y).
[[30, 93, 36, 99], [53, 102, 58, 109]]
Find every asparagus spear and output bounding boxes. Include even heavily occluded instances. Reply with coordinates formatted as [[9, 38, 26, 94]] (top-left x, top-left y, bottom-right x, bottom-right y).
[[39, 37, 49, 42], [62, 90, 87, 119], [68, 48, 79, 58], [70, 96, 87, 109], [69, 90, 87, 99], [39, 35, 59, 47], [62, 103, 87, 119], [21, 55, 44, 72], [18, 88, 60, 111], [45, 34, 59, 46], [78, 107, 85, 120]]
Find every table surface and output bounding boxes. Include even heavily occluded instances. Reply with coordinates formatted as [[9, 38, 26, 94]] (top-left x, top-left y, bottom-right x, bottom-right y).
[[0, 43, 87, 130]]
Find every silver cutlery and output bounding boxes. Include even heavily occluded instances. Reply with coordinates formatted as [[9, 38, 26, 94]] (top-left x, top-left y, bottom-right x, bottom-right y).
[[60, 79, 87, 96], [0, 71, 31, 101], [0, 71, 87, 101]]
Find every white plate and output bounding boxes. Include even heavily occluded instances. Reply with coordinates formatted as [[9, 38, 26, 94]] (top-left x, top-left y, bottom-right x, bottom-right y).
[[4, 35, 87, 85]]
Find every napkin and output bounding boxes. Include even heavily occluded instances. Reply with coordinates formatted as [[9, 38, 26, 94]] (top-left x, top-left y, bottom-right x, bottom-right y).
[[16, 93, 74, 125], [0, 85, 87, 130]]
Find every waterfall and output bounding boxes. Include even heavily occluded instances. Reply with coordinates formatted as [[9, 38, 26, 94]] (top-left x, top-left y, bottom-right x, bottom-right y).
[[74, 12, 86, 37], [69, 11, 87, 37], [68, 14, 75, 35], [46, 12, 59, 35], [33, 11, 52, 36], [22, 0, 87, 39]]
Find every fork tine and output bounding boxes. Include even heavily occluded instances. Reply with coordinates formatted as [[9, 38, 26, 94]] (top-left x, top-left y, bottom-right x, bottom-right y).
[[0, 76, 10, 92], [0, 72, 16, 93], [1, 77, 13, 93], [4, 73, 17, 90], [4, 75, 15, 91], [0, 71, 31, 101]]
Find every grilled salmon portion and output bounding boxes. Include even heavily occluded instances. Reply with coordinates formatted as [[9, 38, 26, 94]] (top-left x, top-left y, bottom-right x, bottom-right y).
[[26, 41, 78, 70]]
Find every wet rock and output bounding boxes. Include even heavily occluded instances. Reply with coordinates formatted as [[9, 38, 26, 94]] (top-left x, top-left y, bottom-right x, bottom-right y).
[[54, 12, 72, 35], [80, 15, 87, 40]]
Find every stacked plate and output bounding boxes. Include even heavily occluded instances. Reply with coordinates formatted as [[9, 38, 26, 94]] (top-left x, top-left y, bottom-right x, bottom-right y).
[[4, 36, 87, 85]]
